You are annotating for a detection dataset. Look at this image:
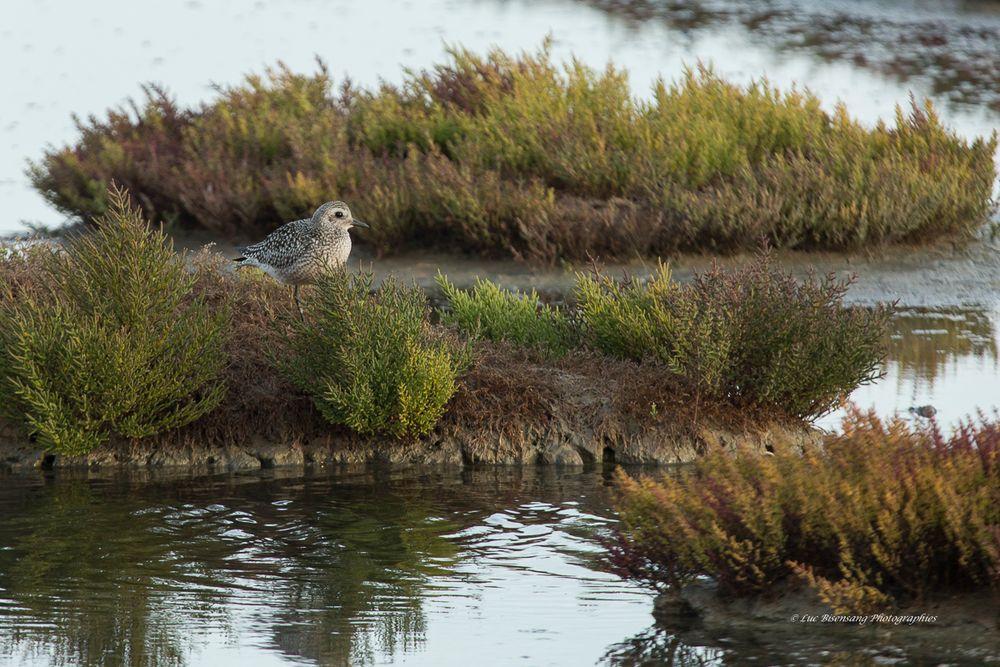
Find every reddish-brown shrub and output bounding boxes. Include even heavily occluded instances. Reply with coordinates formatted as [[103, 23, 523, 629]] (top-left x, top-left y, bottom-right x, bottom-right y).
[[607, 410, 1000, 612]]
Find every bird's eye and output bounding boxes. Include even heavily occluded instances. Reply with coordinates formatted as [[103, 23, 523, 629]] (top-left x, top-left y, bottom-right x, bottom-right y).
[[334, 211, 345, 219]]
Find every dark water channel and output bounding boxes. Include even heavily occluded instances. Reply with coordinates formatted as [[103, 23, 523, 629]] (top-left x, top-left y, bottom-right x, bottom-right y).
[[0, 466, 994, 667]]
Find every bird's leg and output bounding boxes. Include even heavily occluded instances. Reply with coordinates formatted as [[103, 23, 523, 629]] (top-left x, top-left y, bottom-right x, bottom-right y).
[[293, 285, 304, 320]]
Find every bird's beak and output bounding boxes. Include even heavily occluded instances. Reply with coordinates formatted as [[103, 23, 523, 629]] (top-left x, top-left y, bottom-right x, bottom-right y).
[[351, 219, 370, 229]]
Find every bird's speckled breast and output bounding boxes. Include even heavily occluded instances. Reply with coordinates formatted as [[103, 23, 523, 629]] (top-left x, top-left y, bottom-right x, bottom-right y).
[[286, 233, 352, 284]]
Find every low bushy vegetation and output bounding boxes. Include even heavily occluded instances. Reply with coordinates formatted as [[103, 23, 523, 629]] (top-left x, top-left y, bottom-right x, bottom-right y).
[[436, 273, 577, 356], [30, 46, 998, 261], [0, 188, 229, 454], [0, 191, 889, 454], [578, 258, 891, 418], [0, 241, 469, 449], [278, 271, 469, 439], [437, 254, 889, 420], [607, 411, 1000, 613]]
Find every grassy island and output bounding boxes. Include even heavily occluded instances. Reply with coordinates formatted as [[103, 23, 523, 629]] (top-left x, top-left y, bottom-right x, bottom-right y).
[[28, 45, 998, 262], [3, 188, 993, 628], [0, 187, 886, 465]]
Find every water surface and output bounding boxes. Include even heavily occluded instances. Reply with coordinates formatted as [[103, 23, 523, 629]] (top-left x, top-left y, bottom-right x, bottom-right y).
[[0, 467, 992, 666], [0, 467, 655, 666], [819, 305, 1000, 430]]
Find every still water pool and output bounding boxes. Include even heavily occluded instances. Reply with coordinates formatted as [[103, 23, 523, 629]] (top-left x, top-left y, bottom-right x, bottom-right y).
[[819, 305, 1000, 430], [0, 468, 655, 666], [0, 467, 993, 667]]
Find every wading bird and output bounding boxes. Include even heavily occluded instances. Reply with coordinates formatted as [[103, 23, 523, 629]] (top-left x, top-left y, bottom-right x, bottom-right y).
[[234, 201, 369, 316]]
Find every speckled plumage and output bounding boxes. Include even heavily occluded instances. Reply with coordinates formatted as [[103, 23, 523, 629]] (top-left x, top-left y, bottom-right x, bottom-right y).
[[234, 201, 369, 316], [235, 201, 368, 285]]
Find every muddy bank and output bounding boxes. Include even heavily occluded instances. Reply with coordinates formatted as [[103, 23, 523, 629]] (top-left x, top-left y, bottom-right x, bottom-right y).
[[15, 228, 1000, 308], [0, 344, 821, 471], [368, 241, 1000, 309], [167, 233, 1000, 309], [385, 242, 1000, 311], [653, 579, 1000, 660], [0, 420, 814, 471]]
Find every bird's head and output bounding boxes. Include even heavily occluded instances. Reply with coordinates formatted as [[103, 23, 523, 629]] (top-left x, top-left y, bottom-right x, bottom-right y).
[[313, 201, 369, 232]]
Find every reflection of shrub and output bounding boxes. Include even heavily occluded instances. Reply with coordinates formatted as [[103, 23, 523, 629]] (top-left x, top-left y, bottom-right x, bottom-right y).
[[607, 411, 1000, 613], [30, 46, 997, 261], [436, 274, 576, 356], [0, 188, 229, 454], [576, 254, 890, 419], [279, 272, 468, 438]]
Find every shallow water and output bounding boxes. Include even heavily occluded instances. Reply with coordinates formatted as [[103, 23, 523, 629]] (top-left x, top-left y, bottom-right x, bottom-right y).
[[818, 305, 1000, 430], [0, 467, 993, 667], [2, 0, 998, 234], [588, 0, 1000, 111], [0, 468, 655, 666]]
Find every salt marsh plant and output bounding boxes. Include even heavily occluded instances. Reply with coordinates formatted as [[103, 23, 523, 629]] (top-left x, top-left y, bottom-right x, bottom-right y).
[[435, 273, 577, 356], [29, 46, 998, 261], [576, 257, 891, 419], [0, 188, 229, 454], [436, 254, 889, 420], [607, 411, 1000, 613], [279, 271, 469, 438]]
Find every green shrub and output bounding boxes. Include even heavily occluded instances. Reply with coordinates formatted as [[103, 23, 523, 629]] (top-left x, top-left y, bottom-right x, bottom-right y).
[[435, 253, 887, 420], [279, 271, 468, 438], [29, 46, 998, 261], [0, 188, 229, 454], [354, 50, 996, 250], [607, 412, 1000, 613], [697, 257, 890, 417], [436, 273, 577, 356], [351, 148, 556, 257], [576, 262, 733, 405], [576, 255, 890, 419]]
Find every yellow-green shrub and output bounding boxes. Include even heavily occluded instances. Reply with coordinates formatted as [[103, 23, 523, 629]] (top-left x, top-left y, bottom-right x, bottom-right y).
[[576, 256, 890, 419], [29, 46, 998, 260], [0, 188, 229, 454], [436, 274, 577, 356], [278, 271, 468, 438]]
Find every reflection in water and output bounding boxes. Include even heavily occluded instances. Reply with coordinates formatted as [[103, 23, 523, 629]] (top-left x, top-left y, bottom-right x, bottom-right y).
[[1, 466, 995, 666], [0, 473, 450, 666], [603, 623, 996, 666], [887, 307, 998, 388], [819, 306, 999, 430], [603, 627, 724, 666], [586, 0, 1000, 113], [1, 481, 225, 667], [0, 468, 653, 667]]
